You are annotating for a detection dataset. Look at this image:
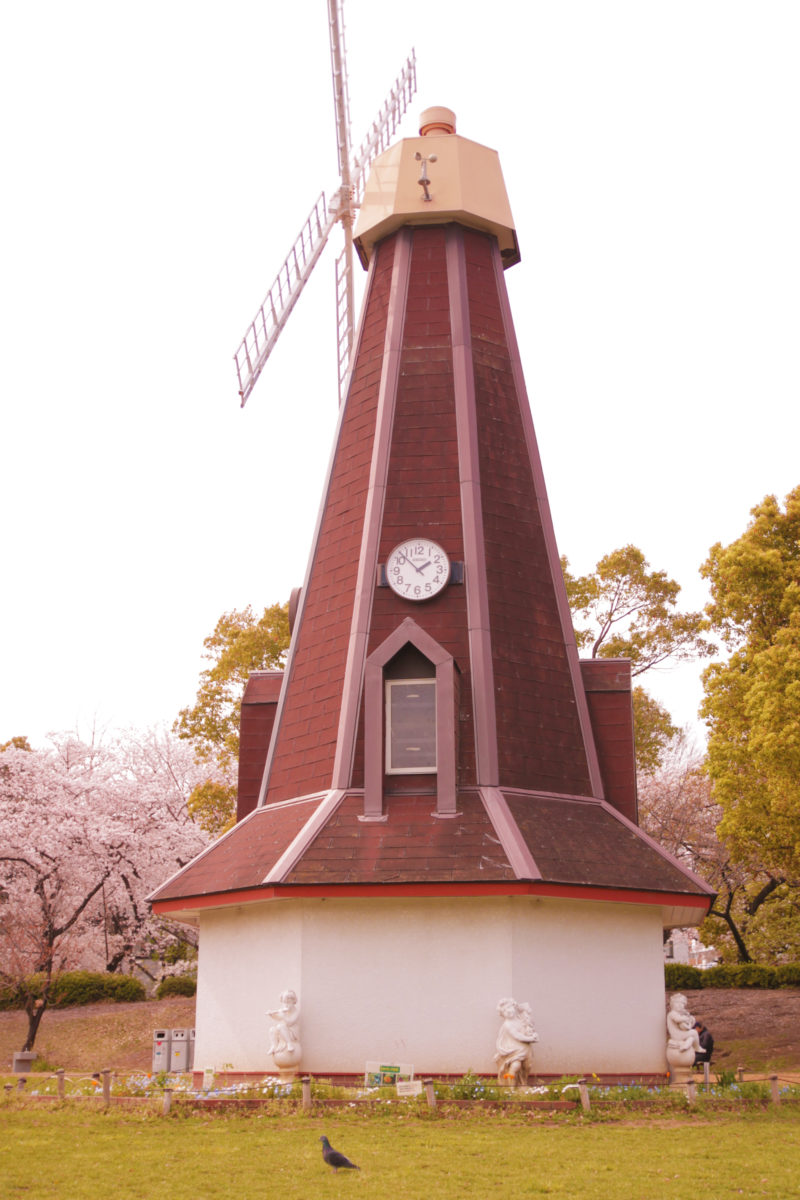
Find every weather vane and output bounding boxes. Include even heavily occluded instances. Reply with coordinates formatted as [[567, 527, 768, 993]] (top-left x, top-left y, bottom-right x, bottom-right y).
[[414, 151, 437, 202]]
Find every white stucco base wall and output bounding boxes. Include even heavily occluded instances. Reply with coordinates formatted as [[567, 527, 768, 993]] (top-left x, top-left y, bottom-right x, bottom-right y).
[[193, 894, 668, 1076]]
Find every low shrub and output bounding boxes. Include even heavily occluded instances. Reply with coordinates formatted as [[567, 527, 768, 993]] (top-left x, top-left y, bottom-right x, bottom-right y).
[[701, 964, 778, 989], [665, 962, 800, 989], [0, 983, 22, 1011], [664, 963, 703, 990], [0, 974, 47, 1010], [102, 974, 146, 1003], [51, 972, 109, 1007], [0, 971, 146, 1009], [155, 975, 197, 999]]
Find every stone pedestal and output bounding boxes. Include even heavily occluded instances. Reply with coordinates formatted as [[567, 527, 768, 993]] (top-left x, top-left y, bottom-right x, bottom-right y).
[[666, 1043, 695, 1087], [272, 1044, 301, 1081]]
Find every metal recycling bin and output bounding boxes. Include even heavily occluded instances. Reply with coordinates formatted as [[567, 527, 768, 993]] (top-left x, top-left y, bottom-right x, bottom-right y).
[[152, 1030, 171, 1072], [170, 1028, 189, 1072], [188, 1028, 196, 1071]]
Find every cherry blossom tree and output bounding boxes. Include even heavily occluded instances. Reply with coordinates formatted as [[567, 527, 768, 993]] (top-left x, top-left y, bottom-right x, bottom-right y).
[[0, 729, 211, 1050], [638, 738, 794, 963]]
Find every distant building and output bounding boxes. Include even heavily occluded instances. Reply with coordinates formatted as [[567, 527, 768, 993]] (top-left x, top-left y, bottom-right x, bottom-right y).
[[665, 928, 718, 968]]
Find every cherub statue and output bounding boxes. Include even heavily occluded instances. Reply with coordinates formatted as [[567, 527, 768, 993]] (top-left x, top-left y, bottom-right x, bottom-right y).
[[495, 997, 539, 1086], [666, 993, 701, 1055], [267, 989, 300, 1057]]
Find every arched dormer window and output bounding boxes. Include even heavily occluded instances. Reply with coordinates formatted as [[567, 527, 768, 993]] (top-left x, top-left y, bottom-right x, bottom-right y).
[[363, 618, 458, 821]]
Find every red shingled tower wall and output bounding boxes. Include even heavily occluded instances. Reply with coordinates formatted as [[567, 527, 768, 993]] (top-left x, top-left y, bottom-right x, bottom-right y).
[[257, 221, 604, 811]]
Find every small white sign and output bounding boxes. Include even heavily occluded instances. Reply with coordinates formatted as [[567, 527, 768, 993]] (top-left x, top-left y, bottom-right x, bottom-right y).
[[396, 1079, 423, 1097]]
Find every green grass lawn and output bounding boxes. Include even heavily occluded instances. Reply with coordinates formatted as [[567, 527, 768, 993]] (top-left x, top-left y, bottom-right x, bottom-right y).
[[2, 1107, 800, 1200]]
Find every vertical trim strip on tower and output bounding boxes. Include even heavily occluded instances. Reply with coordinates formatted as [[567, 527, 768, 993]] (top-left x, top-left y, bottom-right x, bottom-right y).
[[489, 243, 605, 798], [446, 225, 500, 787], [331, 228, 414, 788]]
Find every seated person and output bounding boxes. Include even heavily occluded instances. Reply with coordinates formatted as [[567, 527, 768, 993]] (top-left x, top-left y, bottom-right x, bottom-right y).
[[693, 1019, 714, 1065]]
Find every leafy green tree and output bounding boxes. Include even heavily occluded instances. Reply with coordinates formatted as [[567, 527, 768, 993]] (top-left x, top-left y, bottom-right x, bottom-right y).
[[698, 868, 796, 965], [175, 602, 290, 836], [562, 546, 713, 772], [562, 545, 714, 671], [631, 689, 679, 777], [186, 779, 239, 841], [176, 603, 289, 770], [701, 487, 800, 881]]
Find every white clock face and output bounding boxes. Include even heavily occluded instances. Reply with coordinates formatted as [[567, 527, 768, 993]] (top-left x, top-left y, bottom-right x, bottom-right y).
[[386, 538, 450, 601]]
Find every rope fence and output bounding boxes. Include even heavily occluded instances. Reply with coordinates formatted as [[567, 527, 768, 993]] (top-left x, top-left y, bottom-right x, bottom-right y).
[[5, 1067, 800, 1116]]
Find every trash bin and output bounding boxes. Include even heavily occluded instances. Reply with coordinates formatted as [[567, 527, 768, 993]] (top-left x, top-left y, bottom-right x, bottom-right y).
[[187, 1028, 196, 1071], [170, 1028, 189, 1071], [152, 1030, 171, 1072]]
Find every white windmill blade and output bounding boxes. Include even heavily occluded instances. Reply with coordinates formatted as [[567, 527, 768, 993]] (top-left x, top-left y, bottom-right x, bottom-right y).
[[349, 51, 417, 208], [235, 193, 338, 407], [234, 27, 417, 409], [328, 0, 353, 184], [334, 48, 417, 404], [328, 0, 356, 407]]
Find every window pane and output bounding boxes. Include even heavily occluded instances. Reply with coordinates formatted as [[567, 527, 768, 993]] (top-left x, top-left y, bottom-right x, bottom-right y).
[[386, 680, 436, 773]]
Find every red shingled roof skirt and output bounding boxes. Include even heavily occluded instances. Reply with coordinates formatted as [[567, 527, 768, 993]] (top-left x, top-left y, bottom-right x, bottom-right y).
[[151, 221, 712, 918]]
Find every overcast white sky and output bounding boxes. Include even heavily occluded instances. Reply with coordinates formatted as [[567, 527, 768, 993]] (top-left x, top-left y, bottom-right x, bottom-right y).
[[2, 1, 798, 749]]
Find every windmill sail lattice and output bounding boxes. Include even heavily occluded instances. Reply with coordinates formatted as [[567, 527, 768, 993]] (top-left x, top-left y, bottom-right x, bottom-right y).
[[234, 3, 416, 409]]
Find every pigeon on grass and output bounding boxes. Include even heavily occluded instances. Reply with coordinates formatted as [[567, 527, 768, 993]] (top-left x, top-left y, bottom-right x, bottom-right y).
[[319, 1135, 360, 1172]]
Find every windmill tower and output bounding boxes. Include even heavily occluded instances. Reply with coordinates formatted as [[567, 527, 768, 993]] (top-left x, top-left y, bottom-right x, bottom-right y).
[[152, 47, 713, 1080]]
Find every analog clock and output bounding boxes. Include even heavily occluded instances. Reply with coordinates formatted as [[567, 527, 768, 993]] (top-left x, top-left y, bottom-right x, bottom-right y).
[[386, 538, 450, 601]]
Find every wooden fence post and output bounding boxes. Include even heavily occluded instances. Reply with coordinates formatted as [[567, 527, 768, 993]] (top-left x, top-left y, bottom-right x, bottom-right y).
[[577, 1078, 591, 1113], [102, 1070, 111, 1107], [769, 1075, 780, 1105], [686, 1079, 697, 1105], [423, 1078, 437, 1110], [703, 1062, 710, 1088], [737, 1066, 745, 1082], [163, 1088, 173, 1115], [56, 1070, 65, 1099], [301, 1076, 311, 1111]]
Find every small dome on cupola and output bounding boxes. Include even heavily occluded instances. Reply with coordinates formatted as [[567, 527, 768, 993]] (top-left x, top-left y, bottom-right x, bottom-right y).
[[418, 106, 456, 135]]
